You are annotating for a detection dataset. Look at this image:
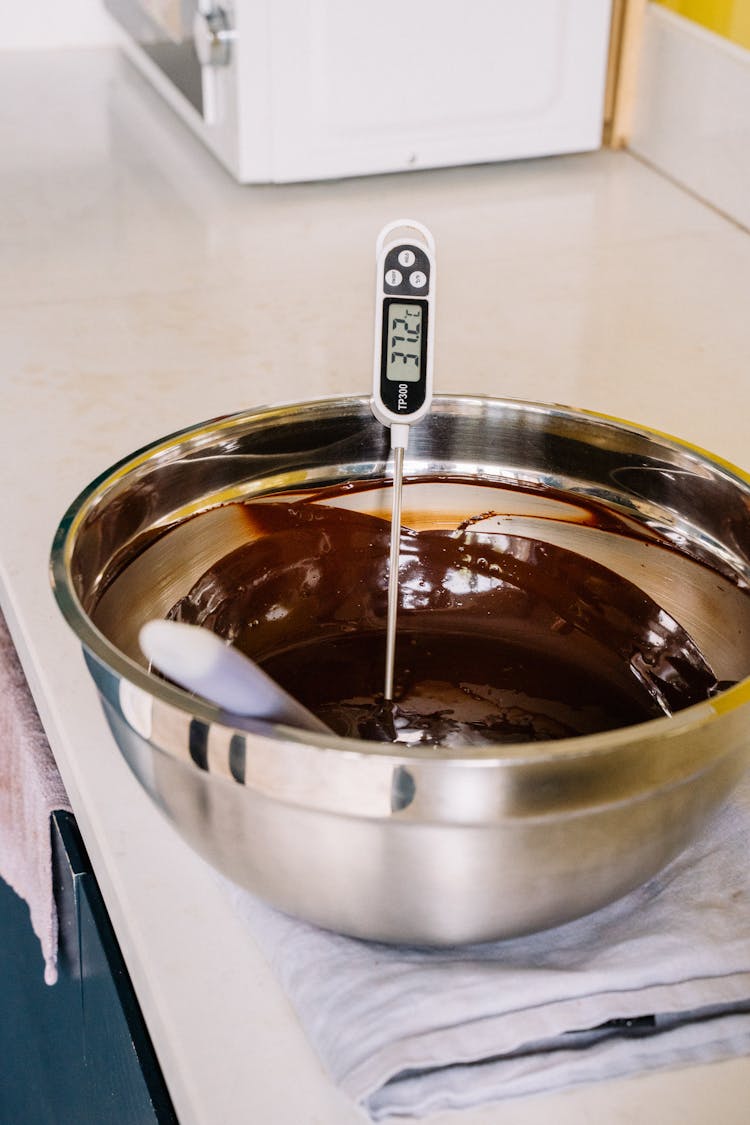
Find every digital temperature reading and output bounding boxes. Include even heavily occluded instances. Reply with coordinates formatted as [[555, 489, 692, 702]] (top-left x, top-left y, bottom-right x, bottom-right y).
[[385, 302, 423, 382], [372, 224, 434, 426]]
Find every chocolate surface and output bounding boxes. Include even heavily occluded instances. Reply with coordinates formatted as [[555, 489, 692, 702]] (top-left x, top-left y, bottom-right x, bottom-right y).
[[168, 489, 720, 746]]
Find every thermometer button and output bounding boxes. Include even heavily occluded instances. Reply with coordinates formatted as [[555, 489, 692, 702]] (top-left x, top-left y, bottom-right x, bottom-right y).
[[398, 249, 416, 268], [409, 270, 427, 289], [385, 268, 403, 287]]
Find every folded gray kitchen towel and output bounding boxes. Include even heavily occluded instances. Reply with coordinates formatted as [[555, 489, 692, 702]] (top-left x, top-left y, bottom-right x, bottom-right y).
[[0, 610, 71, 984], [223, 767, 750, 1119]]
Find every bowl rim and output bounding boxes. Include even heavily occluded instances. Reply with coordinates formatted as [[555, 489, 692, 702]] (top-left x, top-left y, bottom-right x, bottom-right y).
[[49, 393, 750, 767]]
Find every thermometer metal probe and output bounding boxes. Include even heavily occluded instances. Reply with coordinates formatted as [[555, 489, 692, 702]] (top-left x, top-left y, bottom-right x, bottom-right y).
[[371, 220, 436, 700]]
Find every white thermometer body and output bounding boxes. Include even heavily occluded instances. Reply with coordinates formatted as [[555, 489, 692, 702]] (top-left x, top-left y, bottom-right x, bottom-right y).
[[371, 220, 436, 700], [372, 220, 436, 434]]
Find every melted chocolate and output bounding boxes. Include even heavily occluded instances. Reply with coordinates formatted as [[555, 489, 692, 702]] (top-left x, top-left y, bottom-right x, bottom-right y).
[[168, 491, 719, 746]]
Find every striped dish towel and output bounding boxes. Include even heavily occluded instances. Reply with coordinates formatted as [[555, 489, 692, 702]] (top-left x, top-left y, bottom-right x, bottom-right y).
[[0, 610, 71, 984]]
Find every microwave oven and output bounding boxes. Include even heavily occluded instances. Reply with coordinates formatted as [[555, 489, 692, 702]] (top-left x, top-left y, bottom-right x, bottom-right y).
[[104, 1, 613, 183]]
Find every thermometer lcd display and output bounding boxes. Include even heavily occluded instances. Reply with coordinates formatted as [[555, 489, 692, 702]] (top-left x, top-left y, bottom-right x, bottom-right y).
[[385, 302, 423, 382]]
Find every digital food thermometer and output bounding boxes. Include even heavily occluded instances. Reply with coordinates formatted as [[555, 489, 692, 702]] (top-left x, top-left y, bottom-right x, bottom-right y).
[[371, 219, 436, 700]]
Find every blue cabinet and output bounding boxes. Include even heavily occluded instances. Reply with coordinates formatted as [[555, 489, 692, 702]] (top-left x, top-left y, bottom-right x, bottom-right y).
[[0, 812, 177, 1124]]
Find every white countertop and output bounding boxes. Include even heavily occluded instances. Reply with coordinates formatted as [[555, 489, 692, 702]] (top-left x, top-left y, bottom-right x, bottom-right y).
[[2, 47, 750, 1125]]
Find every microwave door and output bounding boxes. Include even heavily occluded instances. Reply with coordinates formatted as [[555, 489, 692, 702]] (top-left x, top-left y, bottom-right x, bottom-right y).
[[104, 0, 205, 117]]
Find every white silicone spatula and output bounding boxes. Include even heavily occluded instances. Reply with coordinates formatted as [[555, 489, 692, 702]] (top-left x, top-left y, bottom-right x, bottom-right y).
[[139, 619, 331, 734]]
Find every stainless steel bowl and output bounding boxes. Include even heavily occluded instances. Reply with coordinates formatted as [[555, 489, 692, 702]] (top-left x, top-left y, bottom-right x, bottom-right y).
[[50, 396, 750, 945]]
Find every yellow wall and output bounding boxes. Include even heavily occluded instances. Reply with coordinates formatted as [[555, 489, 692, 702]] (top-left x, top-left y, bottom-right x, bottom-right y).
[[654, 0, 750, 48]]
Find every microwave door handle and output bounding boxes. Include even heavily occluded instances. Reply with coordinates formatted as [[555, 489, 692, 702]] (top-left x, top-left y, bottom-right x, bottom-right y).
[[193, 4, 236, 125]]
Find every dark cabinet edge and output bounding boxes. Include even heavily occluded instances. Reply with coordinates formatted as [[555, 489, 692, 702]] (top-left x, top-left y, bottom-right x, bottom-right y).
[[51, 810, 180, 1124]]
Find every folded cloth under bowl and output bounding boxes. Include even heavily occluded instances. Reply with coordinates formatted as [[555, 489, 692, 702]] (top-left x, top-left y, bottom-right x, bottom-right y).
[[222, 769, 750, 1119], [0, 610, 71, 984]]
